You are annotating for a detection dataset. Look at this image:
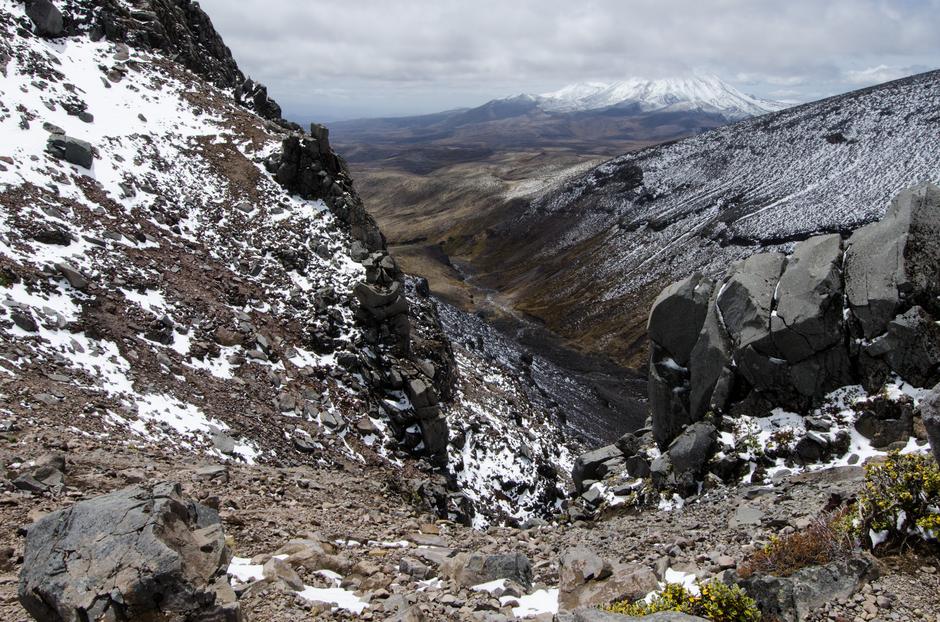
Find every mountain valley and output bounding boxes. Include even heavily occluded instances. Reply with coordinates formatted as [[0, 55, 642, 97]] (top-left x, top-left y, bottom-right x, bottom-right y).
[[0, 1, 939, 622]]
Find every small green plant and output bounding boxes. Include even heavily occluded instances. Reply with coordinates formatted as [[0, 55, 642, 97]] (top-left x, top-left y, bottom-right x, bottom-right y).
[[606, 580, 761, 622], [855, 451, 940, 548], [767, 428, 796, 454], [738, 508, 855, 577]]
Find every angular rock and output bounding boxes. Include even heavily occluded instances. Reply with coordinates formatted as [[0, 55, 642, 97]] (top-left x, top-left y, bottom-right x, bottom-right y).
[[649, 343, 692, 449], [447, 552, 532, 590], [572, 444, 624, 493], [718, 252, 786, 351], [861, 306, 940, 389], [27, 0, 64, 37], [47, 135, 94, 169], [19, 482, 237, 622], [918, 383, 940, 465], [263, 557, 304, 591], [354, 280, 402, 310], [647, 273, 713, 366], [557, 546, 658, 612], [845, 182, 940, 339], [734, 556, 874, 622], [770, 234, 844, 362], [689, 281, 733, 420], [665, 421, 717, 477], [854, 395, 914, 449], [419, 415, 449, 459], [55, 262, 90, 290]]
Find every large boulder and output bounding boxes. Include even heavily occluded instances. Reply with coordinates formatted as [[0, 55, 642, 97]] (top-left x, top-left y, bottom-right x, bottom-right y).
[[649, 345, 693, 449], [19, 482, 238, 622], [688, 281, 733, 421], [27, 0, 64, 37], [558, 547, 658, 612], [770, 234, 845, 363], [734, 557, 874, 622], [647, 273, 713, 366], [47, 135, 94, 169], [651, 421, 718, 496], [860, 306, 940, 389], [916, 383, 940, 465], [844, 182, 940, 340], [445, 551, 533, 590], [647, 183, 940, 462], [666, 421, 717, 476], [572, 444, 625, 493], [718, 252, 786, 352]]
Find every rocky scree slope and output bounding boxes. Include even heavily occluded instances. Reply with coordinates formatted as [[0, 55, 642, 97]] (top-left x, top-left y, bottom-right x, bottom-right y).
[[0, 0, 579, 535], [473, 69, 940, 368]]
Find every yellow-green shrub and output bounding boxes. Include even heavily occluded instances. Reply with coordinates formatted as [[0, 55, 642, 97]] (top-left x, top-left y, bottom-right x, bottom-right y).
[[606, 580, 761, 622], [856, 451, 940, 548]]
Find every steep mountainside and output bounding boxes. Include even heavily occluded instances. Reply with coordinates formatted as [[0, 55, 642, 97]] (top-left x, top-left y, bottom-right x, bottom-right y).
[[0, 0, 584, 537], [464, 70, 940, 368]]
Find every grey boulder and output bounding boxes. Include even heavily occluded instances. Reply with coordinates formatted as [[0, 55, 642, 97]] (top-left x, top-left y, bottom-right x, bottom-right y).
[[572, 444, 625, 493], [718, 252, 786, 351], [844, 182, 940, 339], [19, 481, 238, 622], [446, 551, 533, 590], [734, 556, 874, 622], [47, 135, 94, 168], [666, 421, 717, 477], [647, 273, 713, 366], [27, 0, 64, 37], [770, 234, 844, 362], [558, 547, 658, 612], [917, 383, 940, 465]]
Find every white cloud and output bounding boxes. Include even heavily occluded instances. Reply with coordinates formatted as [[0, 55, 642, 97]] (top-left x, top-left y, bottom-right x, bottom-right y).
[[844, 64, 925, 85], [198, 0, 940, 119]]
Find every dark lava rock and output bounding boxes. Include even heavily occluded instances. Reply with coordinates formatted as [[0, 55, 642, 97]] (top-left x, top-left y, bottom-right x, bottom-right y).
[[19, 482, 238, 622]]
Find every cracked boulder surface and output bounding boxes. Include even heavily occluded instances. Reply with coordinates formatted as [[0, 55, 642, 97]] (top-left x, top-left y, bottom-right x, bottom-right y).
[[648, 182, 940, 448], [18, 481, 237, 622]]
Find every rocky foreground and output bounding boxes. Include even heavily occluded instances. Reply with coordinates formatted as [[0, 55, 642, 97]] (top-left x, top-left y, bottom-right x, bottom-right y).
[[3, 425, 940, 621], [2, 1, 940, 622]]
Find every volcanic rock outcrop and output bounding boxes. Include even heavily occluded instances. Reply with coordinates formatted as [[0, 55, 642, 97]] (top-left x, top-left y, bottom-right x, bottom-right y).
[[647, 183, 940, 450], [19, 482, 238, 622]]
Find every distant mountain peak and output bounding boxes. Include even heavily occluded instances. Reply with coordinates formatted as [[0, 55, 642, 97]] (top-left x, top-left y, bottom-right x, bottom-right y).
[[531, 74, 787, 119]]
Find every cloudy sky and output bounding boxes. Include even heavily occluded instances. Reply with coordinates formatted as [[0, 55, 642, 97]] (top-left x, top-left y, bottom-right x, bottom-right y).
[[200, 0, 940, 122]]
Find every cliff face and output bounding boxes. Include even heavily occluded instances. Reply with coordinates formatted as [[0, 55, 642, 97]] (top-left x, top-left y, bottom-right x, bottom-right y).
[[647, 183, 940, 450]]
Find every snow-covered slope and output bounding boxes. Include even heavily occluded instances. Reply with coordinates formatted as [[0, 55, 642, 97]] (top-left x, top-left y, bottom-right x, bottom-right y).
[[536, 75, 786, 119], [0, 0, 585, 525], [479, 69, 940, 366]]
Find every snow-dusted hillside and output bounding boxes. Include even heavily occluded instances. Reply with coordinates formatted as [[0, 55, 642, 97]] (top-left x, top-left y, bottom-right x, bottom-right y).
[[0, 0, 582, 524], [487, 69, 940, 365], [534, 75, 786, 119]]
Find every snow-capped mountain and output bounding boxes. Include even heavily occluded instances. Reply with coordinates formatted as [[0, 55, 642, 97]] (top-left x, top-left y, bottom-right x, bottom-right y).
[[535, 75, 787, 119]]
